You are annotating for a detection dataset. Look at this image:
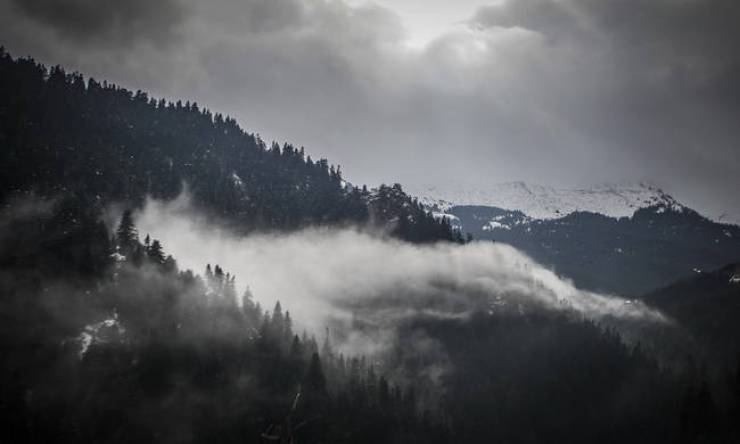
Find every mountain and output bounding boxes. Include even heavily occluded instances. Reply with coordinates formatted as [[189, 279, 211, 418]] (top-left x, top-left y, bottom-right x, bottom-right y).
[[643, 262, 740, 361], [0, 49, 459, 244], [3, 47, 740, 444], [3, 201, 724, 443], [409, 182, 740, 296], [409, 181, 692, 221]]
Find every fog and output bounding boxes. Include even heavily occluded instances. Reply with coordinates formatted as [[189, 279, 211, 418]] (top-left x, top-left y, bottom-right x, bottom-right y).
[[135, 193, 667, 353]]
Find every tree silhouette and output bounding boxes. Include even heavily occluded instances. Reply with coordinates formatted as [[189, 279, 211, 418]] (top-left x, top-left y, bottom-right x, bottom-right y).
[[116, 209, 138, 255]]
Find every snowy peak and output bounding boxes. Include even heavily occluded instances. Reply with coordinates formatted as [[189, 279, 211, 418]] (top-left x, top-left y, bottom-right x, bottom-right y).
[[407, 182, 686, 221]]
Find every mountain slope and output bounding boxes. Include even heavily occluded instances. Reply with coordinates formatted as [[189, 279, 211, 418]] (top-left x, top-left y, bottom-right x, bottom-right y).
[[408, 181, 690, 221], [643, 262, 740, 360], [0, 49, 458, 243], [410, 182, 740, 296]]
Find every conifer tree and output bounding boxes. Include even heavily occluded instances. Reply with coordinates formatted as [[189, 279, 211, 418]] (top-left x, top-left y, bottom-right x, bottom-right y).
[[116, 209, 138, 254], [271, 301, 284, 342], [283, 311, 293, 344], [306, 352, 326, 393], [147, 239, 165, 263], [163, 255, 177, 274]]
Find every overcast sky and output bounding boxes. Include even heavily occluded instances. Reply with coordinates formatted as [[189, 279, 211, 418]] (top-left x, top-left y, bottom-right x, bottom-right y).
[[1, 0, 738, 218]]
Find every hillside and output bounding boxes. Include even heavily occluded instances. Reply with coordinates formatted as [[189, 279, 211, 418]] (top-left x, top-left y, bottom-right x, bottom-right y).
[[3, 201, 734, 443], [643, 262, 740, 360], [2, 46, 740, 443], [408, 181, 692, 221], [0, 49, 458, 243], [450, 204, 740, 296], [410, 182, 740, 296]]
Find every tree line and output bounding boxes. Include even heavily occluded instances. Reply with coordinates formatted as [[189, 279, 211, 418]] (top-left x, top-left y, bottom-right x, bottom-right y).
[[1, 202, 738, 443], [0, 47, 463, 244]]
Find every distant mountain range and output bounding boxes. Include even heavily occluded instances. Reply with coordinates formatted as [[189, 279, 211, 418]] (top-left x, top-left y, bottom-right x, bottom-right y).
[[408, 181, 725, 222], [409, 182, 740, 296]]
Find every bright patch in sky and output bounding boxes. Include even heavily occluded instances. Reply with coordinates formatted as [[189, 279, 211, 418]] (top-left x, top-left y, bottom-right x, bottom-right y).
[[346, 0, 491, 48]]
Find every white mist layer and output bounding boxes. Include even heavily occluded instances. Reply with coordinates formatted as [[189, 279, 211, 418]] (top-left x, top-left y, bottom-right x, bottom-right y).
[[135, 194, 667, 338]]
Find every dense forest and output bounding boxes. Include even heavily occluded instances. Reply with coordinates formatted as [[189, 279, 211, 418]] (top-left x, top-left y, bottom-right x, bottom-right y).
[[449, 204, 740, 296], [0, 48, 462, 244], [3, 200, 739, 443], [1, 48, 740, 443]]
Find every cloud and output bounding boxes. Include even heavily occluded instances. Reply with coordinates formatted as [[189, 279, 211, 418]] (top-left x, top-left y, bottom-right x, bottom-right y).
[[131, 191, 671, 390], [6, 0, 186, 48], [0, 0, 738, 219], [468, 0, 740, 217], [471, 0, 740, 91], [134, 193, 667, 341]]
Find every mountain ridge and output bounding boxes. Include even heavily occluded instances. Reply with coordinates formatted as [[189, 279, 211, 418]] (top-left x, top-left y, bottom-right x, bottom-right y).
[[407, 181, 735, 225], [414, 181, 740, 296], [0, 49, 460, 244]]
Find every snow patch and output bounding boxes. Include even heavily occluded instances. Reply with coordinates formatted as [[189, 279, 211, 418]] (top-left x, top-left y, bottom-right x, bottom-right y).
[[432, 212, 461, 228], [483, 221, 511, 231], [77, 312, 125, 359], [230, 172, 244, 189], [407, 182, 686, 221], [110, 252, 126, 262]]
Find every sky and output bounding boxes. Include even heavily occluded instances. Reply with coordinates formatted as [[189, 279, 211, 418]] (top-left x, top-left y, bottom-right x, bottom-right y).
[[0, 0, 738, 218]]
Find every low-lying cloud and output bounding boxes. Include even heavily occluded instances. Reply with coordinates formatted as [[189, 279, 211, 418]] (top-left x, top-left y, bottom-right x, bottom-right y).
[[134, 193, 667, 353]]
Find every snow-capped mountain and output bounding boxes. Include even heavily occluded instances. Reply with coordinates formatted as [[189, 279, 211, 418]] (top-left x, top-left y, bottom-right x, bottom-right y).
[[406, 181, 687, 221], [406, 181, 740, 296]]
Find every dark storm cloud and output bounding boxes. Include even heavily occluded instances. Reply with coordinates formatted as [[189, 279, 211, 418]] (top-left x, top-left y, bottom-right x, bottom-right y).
[[0, 0, 738, 220], [7, 0, 185, 47], [468, 0, 740, 215], [237, 0, 306, 33], [472, 0, 740, 94], [472, 0, 740, 143]]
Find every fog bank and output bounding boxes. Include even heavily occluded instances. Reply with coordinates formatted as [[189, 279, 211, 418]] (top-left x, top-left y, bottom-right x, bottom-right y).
[[134, 194, 666, 348]]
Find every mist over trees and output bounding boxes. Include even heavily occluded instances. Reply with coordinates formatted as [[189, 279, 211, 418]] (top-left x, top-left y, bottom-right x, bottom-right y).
[[3, 204, 738, 443], [0, 204, 450, 442], [1, 47, 739, 443]]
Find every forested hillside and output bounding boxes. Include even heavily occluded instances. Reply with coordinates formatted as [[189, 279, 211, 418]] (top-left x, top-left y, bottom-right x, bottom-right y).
[[3, 202, 739, 443], [448, 204, 740, 296], [2, 47, 740, 443], [0, 204, 443, 442], [0, 48, 459, 243], [643, 263, 740, 363]]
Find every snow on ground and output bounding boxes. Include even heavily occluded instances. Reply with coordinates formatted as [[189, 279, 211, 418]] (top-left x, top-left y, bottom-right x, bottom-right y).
[[432, 212, 462, 229], [406, 181, 687, 221], [76, 312, 125, 359], [483, 221, 511, 231]]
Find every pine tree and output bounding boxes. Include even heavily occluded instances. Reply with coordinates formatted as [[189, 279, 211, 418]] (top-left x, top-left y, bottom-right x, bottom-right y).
[[306, 352, 326, 393], [163, 255, 177, 274], [321, 328, 332, 359], [379, 376, 390, 407], [283, 311, 293, 344], [223, 274, 237, 303], [147, 239, 165, 263], [271, 301, 284, 341], [116, 209, 138, 254]]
